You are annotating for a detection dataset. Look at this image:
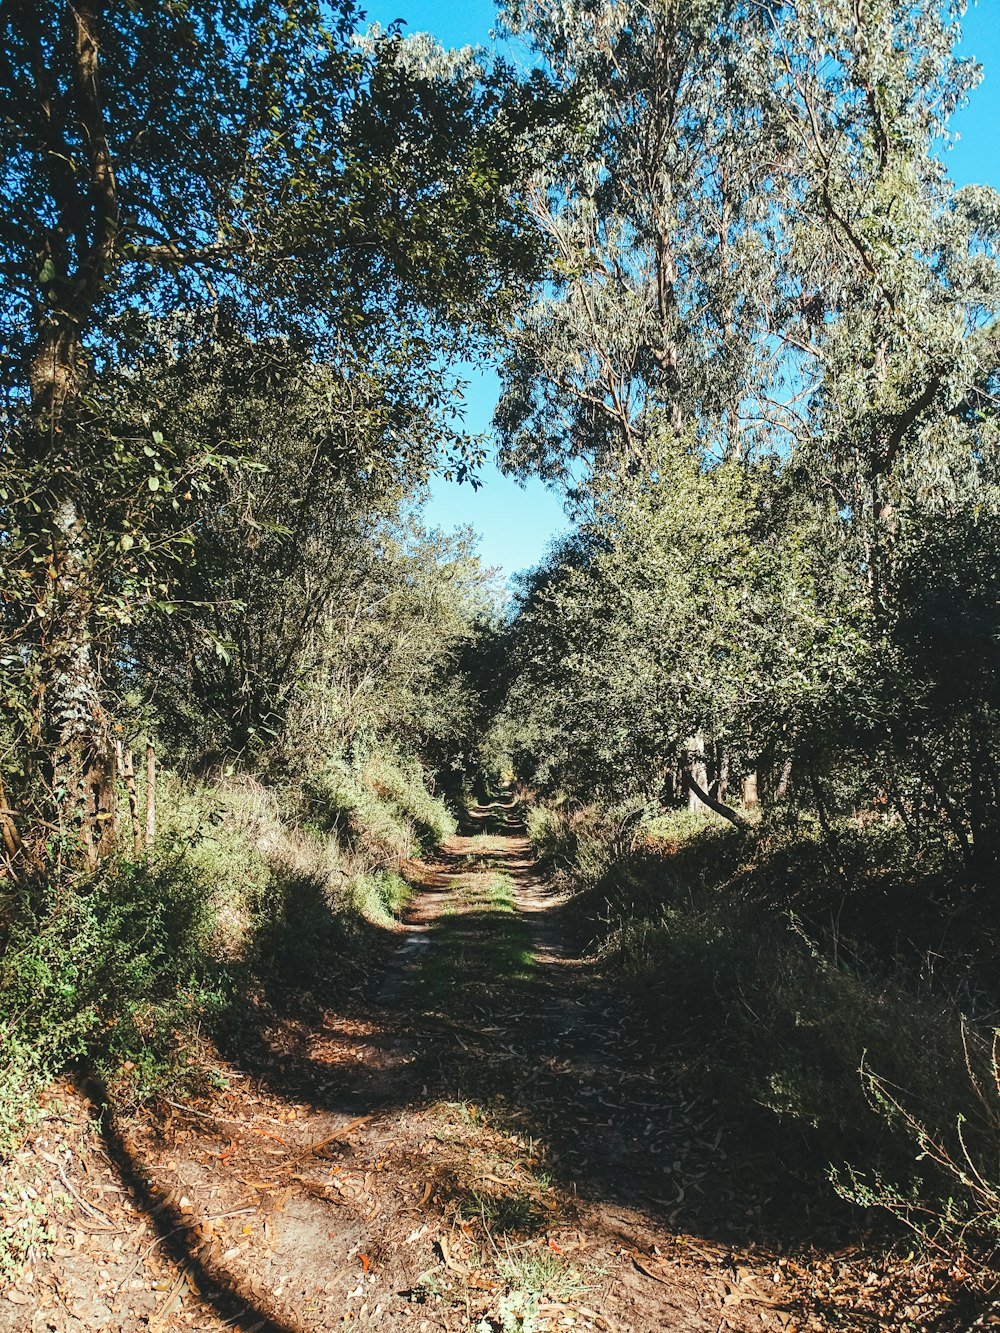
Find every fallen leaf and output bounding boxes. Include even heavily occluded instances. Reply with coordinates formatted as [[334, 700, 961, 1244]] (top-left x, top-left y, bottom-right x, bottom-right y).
[[632, 1252, 674, 1286]]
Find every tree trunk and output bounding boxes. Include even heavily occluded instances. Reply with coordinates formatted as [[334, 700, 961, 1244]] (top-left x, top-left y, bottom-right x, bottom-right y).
[[775, 758, 793, 802], [741, 770, 759, 809], [714, 746, 730, 804], [35, 486, 117, 866], [0, 775, 23, 879], [682, 772, 752, 832], [807, 761, 851, 892], [686, 735, 709, 815], [20, 1, 123, 869]]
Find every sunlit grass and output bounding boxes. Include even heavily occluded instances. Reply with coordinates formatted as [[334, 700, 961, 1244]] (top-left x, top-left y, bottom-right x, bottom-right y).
[[419, 871, 534, 1006]]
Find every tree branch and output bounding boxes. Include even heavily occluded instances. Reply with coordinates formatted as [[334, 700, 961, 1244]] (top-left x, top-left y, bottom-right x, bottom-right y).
[[128, 239, 249, 268], [682, 771, 752, 831], [874, 371, 944, 478], [71, 3, 120, 294]]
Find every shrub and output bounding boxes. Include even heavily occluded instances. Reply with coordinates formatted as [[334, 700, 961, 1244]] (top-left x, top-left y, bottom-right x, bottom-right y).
[[351, 870, 413, 929], [0, 753, 441, 1143], [0, 854, 223, 1132], [366, 752, 458, 849], [533, 794, 1000, 1271], [525, 804, 574, 871], [306, 750, 456, 861], [833, 1028, 1000, 1271], [0, 887, 101, 1150], [306, 758, 417, 862]]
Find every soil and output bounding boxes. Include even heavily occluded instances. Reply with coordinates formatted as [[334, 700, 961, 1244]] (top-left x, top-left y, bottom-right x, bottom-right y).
[[0, 802, 990, 1333]]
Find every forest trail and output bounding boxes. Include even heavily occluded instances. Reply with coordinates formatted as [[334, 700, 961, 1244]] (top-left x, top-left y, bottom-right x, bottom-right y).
[[2, 805, 923, 1333]]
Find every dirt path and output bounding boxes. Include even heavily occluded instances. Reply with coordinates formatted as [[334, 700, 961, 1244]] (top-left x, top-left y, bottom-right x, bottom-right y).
[[0, 804, 966, 1332]]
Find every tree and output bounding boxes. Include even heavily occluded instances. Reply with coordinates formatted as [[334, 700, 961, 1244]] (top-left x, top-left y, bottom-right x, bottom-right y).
[[502, 435, 858, 811], [0, 2, 549, 862], [493, 0, 1000, 862], [110, 323, 502, 778], [495, 0, 793, 481]]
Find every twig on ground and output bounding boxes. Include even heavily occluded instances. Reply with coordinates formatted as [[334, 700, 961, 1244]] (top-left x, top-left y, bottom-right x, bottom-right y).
[[57, 1161, 116, 1226]]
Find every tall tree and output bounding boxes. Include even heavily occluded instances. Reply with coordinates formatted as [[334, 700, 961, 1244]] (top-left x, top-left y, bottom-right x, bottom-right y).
[[493, 0, 1000, 853], [0, 2, 547, 863], [495, 0, 789, 481]]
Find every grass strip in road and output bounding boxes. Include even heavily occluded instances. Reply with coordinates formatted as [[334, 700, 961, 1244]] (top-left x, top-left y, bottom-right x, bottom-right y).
[[419, 869, 534, 1009]]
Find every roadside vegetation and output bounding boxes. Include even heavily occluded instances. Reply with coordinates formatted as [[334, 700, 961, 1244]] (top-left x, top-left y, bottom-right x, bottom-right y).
[[1, 0, 526, 1178], [521, 799, 1000, 1273]]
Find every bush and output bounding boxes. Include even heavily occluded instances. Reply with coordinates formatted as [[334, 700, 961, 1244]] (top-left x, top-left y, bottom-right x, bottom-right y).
[[306, 758, 415, 861], [531, 795, 1000, 1271], [367, 752, 458, 849], [351, 870, 413, 929], [0, 751, 447, 1143], [306, 750, 456, 861], [525, 804, 574, 871], [526, 800, 652, 884], [0, 856, 222, 1135], [0, 888, 100, 1151], [833, 1028, 1000, 1270]]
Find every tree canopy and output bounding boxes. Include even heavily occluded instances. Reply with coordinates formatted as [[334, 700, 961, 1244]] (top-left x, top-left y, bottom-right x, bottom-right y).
[[0, 0, 552, 861]]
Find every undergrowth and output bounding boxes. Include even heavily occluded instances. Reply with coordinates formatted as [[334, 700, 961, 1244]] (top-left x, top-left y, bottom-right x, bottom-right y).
[[526, 799, 1000, 1278], [305, 750, 456, 860], [0, 750, 451, 1171]]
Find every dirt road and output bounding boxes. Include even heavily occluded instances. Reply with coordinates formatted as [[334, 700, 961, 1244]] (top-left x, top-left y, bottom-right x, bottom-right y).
[[0, 804, 956, 1331]]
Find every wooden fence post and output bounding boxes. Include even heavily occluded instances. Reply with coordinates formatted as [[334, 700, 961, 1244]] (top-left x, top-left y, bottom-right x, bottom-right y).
[[119, 744, 142, 856]]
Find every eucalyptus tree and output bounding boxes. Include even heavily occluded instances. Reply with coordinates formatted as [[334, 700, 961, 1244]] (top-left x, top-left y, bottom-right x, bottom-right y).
[[494, 0, 790, 481], [493, 0, 809, 807], [762, 1, 1000, 868], [490, 0, 1000, 863], [763, 0, 1000, 562], [497, 0, 1000, 477], [0, 1, 548, 864]]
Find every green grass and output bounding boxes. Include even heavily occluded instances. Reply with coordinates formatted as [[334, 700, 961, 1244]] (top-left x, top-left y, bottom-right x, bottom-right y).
[[496, 1245, 592, 1304], [419, 870, 534, 1008], [484, 1244, 596, 1333], [419, 1100, 592, 1333], [350, 869, 413, 929]]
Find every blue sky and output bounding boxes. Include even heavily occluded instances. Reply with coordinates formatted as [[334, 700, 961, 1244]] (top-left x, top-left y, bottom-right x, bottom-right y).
[[366, 0, 1000, 581]]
